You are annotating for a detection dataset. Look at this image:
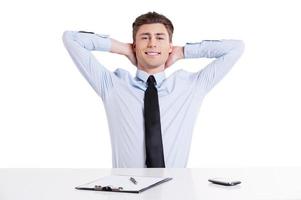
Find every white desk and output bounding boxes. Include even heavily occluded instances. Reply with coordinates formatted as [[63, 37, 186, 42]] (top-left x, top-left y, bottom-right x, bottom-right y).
[[1, 168, 301, 200]]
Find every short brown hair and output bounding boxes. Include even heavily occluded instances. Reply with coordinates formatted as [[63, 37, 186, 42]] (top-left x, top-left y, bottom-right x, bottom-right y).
[[132, 12, 174, 42]]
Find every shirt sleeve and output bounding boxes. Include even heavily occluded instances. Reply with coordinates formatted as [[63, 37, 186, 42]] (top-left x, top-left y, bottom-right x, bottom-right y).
[[62, 30, 115, 100], [184, 39, 245, 94]]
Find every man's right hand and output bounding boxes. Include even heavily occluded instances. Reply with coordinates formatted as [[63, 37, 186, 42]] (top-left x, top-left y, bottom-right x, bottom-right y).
[[110, 39, 137, 67], [125, 43, 137, 67]]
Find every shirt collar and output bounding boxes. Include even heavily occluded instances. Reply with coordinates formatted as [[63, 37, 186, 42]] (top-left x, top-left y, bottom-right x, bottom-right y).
[[135, 69, 166, 86]]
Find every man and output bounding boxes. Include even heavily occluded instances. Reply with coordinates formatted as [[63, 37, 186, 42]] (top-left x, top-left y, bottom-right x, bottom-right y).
[[62, 12, 244, 168]]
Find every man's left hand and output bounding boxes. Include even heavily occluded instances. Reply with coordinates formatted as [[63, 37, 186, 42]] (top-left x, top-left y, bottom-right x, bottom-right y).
[[165, 46, 184, 69]]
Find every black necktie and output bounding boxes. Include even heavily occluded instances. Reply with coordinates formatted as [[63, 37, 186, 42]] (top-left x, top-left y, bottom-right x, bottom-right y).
[[144, 75, 165, 168]]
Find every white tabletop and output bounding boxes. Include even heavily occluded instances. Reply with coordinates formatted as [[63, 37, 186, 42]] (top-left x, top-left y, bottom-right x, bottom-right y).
[[1, 168, 301, 200]]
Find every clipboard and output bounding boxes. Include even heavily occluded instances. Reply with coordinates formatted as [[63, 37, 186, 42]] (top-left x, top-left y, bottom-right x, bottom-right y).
[[75, 175, 173, 193]]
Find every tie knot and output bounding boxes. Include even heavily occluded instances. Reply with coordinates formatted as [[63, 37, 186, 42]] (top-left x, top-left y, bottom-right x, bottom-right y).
[[147, 75, 156, 86]]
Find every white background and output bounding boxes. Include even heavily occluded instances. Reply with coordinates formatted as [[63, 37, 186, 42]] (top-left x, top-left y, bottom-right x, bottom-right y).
[[0, 0, 300, 168]]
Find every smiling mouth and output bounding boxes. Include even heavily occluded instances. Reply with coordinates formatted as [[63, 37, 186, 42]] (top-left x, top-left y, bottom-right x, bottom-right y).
[[145, 51, 161, 56]]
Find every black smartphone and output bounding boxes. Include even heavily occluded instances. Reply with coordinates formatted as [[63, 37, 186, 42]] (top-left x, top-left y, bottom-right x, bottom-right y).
[[208, 178, 241, 186]]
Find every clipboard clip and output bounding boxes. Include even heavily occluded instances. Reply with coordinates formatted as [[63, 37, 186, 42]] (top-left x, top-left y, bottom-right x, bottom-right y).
[[94, 185, 123, 192]]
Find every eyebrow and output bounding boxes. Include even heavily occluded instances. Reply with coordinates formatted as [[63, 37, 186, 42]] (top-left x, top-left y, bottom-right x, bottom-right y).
[[139, 33, 166, 36]]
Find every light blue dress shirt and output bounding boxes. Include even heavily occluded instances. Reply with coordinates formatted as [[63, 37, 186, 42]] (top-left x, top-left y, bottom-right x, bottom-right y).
[[62, 31, 244, 168]]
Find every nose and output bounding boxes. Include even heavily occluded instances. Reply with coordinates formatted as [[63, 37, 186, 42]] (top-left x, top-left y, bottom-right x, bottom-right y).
[[147, 37, 157, 48]]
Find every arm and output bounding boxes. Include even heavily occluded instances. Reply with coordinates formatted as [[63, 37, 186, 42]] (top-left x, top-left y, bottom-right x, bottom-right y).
[[184, 40, 245, 93], [62, 31, 136, 99]]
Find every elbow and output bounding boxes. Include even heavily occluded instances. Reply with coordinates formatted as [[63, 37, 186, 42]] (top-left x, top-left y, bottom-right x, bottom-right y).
[[235, 40, 245, 54], [62, 31, 76, 49], [62, 31, 71, 43], [62, 30, 75, 44], [230, 40, 245, 57]]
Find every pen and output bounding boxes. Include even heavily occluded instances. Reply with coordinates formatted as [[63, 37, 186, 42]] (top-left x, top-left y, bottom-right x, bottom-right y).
[[129, 177, 138, 184]]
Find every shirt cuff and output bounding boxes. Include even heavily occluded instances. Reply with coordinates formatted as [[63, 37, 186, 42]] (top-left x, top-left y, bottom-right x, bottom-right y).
[[184, 42, 202, 59], [184, 40, 222, 58], [95, 34, 111, 52], [75, 31, 111, 52]]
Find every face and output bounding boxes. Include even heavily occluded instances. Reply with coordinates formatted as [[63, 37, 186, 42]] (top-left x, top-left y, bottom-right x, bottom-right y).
[[133, 23, 172, 72]]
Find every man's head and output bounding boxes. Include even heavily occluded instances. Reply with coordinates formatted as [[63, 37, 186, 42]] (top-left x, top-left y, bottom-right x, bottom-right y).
[[132, 12, 174, 74]]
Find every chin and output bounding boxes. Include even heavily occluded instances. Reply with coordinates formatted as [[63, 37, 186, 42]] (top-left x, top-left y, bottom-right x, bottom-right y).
[[138, 59, 166, 70]]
